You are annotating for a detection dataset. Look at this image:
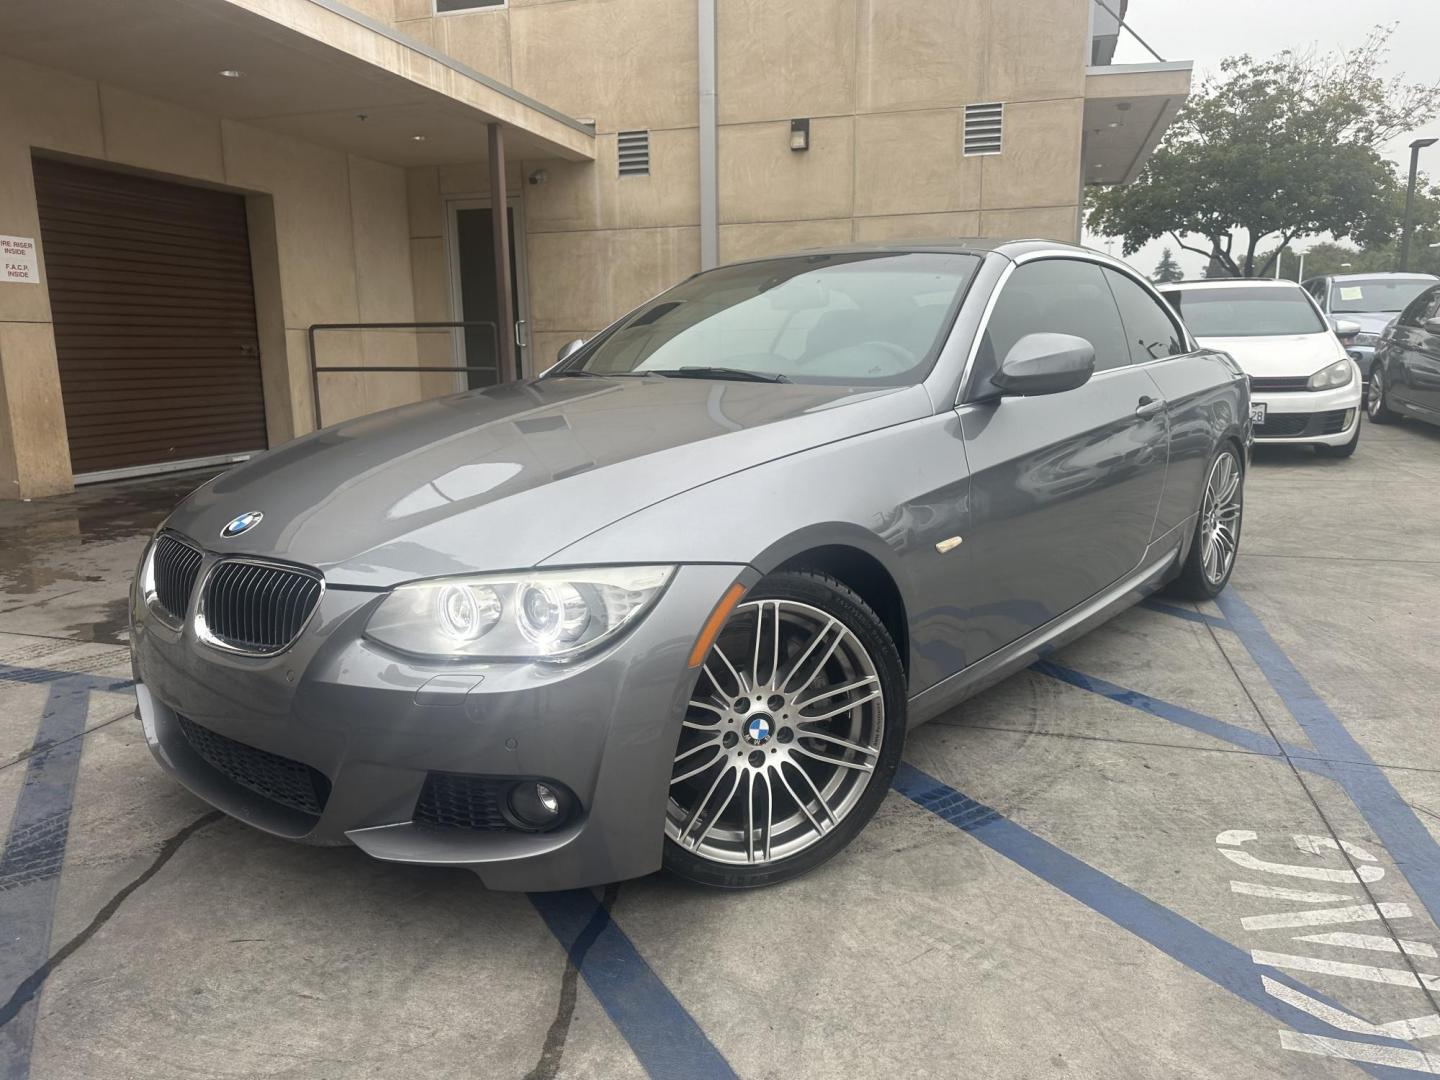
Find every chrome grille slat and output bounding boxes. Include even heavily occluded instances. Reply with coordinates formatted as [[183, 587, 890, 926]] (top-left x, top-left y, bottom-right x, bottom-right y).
[[151, 534, 203, 620], [200, 559, 323, 654]]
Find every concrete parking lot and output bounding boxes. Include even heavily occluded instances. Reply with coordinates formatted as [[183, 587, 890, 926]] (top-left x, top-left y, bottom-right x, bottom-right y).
[[3, 416, 1440, 1079]]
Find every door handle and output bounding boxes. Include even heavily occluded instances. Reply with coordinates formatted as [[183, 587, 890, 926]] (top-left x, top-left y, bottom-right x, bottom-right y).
[[514, 319, 527, 348], [1135, 395, 1165, 418]]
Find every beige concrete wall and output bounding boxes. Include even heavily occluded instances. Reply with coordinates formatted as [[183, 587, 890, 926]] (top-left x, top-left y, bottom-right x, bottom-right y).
[[0, 57, 420, 498], [399, 0, 1089, 349]]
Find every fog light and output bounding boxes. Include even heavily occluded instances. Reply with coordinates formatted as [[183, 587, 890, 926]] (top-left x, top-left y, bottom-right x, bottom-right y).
[[508, 780, 566, 830]]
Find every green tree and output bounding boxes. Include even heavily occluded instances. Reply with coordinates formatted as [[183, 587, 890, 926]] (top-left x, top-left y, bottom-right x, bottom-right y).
[[1087, 28, 1440, 278], [1256, 183, 1440, 278], [1151, 247, 1184, 282]]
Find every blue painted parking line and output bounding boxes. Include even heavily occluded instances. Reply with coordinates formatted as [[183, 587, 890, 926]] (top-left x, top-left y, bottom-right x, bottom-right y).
[[0, 663, 132, 695], [1034, 659, 1297, 759], [1141, 598, 1232, 629], [0, 679, 95, 1080], [892, 762, 1426, 1080], [529, 890, 737, 1080], [1216, 589, 1440, 933]]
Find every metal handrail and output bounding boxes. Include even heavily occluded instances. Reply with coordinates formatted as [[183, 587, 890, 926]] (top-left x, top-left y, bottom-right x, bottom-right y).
[[306, 320, 500, 429]]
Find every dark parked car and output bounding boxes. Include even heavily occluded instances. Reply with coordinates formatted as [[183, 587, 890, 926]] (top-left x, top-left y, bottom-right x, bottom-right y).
[[1302, 272, 1440, 383], [1369, 282, 1440, 428], [130, 241, 1249, 891]]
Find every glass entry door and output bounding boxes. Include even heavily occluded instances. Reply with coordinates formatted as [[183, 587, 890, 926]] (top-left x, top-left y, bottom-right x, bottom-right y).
[[448, 198, 529, 389]]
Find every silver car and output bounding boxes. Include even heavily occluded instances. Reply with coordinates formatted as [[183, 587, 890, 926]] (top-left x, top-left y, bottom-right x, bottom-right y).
[[1302, 271, 1440, 376], [130, 241, 1249, 891]]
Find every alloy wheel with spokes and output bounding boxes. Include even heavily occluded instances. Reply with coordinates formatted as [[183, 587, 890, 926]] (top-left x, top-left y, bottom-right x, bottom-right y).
[[663, 572, 903, 887], [1199, 450, 1242, 586]]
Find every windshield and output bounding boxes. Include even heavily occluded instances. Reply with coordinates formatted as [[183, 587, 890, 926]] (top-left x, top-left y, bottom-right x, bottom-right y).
[[553, 252, 981, 386], [1329, 277, 1437, 314], [1161, 286, 1327, 338]]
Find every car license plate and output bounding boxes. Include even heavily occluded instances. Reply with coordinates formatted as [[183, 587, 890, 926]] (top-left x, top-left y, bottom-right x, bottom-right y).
[[1250, 402, 1266, 425]]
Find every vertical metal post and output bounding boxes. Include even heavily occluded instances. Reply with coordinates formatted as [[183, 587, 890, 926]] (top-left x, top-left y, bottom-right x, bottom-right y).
[[1400, 142, 1432, 274], [698, 0, 718, 269], [489, 123, 518, 381]]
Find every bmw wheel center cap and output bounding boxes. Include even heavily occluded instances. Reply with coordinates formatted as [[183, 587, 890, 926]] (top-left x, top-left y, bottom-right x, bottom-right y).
[[743, 714, 773, 746], [221, 511, 263, 538]]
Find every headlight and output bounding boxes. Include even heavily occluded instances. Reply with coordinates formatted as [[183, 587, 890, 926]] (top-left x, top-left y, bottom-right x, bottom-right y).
[[1352, 332, 1380, 348], [365, 566, 675, 661], [1308, 359, 1354, 391]]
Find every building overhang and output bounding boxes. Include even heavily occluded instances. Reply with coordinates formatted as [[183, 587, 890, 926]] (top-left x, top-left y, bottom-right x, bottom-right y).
[[1083, 61, 1192, 186], [0, 0, 596, 166]]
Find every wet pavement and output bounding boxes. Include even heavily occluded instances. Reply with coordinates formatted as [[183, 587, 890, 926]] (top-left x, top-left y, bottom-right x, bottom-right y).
[[3, 419, 1440, 1079]]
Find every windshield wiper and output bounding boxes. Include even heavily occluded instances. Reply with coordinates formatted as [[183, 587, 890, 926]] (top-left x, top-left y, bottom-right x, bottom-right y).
[[645, 367, 791, 383]]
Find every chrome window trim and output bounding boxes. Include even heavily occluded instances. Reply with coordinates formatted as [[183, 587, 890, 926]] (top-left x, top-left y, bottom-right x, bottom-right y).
[[140, 530, 205, 631], [194, 556, 327, 658], [954, 247, 1199, 405]]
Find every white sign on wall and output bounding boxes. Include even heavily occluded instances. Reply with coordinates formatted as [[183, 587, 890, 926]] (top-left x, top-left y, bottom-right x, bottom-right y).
[[1, 235, 40, 284]]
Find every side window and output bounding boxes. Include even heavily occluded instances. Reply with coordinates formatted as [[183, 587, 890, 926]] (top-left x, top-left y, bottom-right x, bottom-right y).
[[1398, 287, 1439, 328], [969, 259, 1129, 398], [1102, 268, 1188, 364]]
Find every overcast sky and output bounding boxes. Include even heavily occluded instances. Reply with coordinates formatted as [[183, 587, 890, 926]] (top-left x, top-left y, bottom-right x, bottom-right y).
[[1088, 0, 1440, 277]]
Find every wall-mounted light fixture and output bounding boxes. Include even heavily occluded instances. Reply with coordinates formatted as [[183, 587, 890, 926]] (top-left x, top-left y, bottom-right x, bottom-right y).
[[790, 118, 810, 152]]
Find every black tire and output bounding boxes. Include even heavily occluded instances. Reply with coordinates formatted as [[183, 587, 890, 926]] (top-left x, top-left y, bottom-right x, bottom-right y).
[[1315, 422, 1360, 458], [1367, 365, 1400, 424], [1166, 442, 1244, 601], [663, 569, 906, 889]]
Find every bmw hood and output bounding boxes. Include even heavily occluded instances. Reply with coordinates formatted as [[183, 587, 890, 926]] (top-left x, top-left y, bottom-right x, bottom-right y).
[[1193, 332, 1347, 379], [166, 377, 927, 587]]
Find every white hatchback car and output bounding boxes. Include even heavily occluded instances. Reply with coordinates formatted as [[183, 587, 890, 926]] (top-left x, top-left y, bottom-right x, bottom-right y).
[[1161, 279, 1361, 458]]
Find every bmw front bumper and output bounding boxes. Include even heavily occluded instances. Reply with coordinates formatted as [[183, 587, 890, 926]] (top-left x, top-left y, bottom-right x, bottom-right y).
[[131, 559, 747, 891]]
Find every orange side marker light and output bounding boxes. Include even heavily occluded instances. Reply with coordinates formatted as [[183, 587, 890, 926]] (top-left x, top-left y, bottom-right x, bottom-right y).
[[687, 582, 747, 668]]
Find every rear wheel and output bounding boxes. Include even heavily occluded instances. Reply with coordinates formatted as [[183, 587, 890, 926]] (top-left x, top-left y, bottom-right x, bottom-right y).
[[1367, 366, 1399, 424], [1166, 445, 1243, 601], [663, 570, 905, 889]]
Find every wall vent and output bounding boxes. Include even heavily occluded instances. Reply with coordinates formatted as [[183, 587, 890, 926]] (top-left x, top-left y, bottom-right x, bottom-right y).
[[963, 103, 1004, 156], [618, 130, 651, 176]]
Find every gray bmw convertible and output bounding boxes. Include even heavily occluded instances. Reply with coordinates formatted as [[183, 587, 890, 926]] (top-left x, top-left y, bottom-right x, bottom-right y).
[[131, 240, 1249, 891]]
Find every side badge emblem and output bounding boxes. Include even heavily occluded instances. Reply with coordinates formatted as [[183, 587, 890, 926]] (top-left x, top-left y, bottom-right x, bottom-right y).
[[221, 511, 264, 539]]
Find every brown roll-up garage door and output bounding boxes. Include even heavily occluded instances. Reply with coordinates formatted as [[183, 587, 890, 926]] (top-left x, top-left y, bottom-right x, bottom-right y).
[[33, 157, 267, 477]]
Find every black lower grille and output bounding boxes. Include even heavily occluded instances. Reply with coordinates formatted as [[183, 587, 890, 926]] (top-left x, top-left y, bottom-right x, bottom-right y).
[[414, 773, 512, 831], [1255, 409, 1350, 438], [201, 560, 322, 653], [177, 715, 330, 817], [152, 534, 204, 619], [1256, 412, 1310, 437]]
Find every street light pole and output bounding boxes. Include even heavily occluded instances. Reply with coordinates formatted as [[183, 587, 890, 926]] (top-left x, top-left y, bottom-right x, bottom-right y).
[[1401, 137, 1438, 272]]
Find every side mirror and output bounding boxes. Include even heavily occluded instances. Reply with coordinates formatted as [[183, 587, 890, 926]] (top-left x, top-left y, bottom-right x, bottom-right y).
[[1424, 318, 1440, 336], [992, 333, 1096, 397], [1333, 319, 1361, 339], [556, 338, 586, 364]]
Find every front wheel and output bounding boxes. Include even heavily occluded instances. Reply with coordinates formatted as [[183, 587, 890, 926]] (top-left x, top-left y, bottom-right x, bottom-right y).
[[1367, 366, 1400, 424], [1166, 445, 1244, 601], [663, 570, 905, 889]]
